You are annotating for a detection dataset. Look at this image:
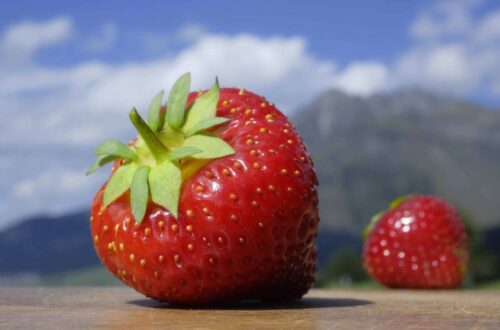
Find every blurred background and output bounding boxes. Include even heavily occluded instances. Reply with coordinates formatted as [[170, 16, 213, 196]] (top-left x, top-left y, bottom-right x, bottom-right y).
[[1, 0, 499, 288]]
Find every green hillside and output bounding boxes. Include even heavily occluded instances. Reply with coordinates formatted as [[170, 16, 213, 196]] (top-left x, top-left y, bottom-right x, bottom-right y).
[[295, 89, 500, 233]]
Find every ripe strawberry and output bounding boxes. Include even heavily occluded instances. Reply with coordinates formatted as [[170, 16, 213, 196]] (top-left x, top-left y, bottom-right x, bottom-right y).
[[363, 195, 469, 289], [87, 73, 319, 304]]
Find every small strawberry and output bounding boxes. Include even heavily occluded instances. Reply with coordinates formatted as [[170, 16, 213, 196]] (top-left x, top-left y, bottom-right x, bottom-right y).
[[363, 195, 469, 289], [87, 73, 319, 304]]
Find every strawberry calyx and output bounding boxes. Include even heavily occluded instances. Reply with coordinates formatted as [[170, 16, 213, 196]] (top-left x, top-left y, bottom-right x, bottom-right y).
[[362, 194, 415, 240], [388, 194, 414, 210], [362, 211, 383, 241], [87, 72, 235, 223]]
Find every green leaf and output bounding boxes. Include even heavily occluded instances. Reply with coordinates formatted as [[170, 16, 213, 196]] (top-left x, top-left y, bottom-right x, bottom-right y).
[[86, 154, 118, 175], [390, 194, 414, 209], [182, 78, 220, 133], [165, 146, 202, 160], [149, 161, 181, 218], [103, 163, 137, 207], [147, 90, 165, 132], [185, 117, 229, 137], [182, 134, 234, 159], [129, 108, 168, 163], [363, 211, 384, 241], [130, 166, 150, 224], [166, 72, 191, 130], [95, 140, 137, 160]]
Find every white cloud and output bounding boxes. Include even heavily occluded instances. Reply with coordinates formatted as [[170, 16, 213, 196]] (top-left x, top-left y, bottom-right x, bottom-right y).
[[84, 22, 118, 52], [177, 24, 206, 42], [0, 16, 73, 63], [4, 167, 105, 227], [134, 24, 205, 53], [476, 10, 500, 42], [333, 62, 390, 96], [0, 21, 341, 229], [396, 44, 475, 92], [137, 33, 170, 52], [1, 1, 500, 229], [410, 0, 481, 40], [397, 0, 500, 97], [168, 34, 336, 110], [0, 33, 337, 152], [14, 169, 95, 199]]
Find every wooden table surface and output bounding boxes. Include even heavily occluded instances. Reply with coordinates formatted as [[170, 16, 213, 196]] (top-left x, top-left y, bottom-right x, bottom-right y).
[[1, 287, 499, 329]]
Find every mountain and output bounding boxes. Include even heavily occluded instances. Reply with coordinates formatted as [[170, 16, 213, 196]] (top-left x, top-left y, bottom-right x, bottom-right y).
[[315, 230, 360, 268], [1, 88, 500, 279], [0, 208, 358, 275], [0, 211, 99, 275], [294, 89, 500, 233]]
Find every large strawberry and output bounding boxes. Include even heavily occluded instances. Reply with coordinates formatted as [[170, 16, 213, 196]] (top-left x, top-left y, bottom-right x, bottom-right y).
[[363, 195, 469, 288], [87, 73, 319, 304]]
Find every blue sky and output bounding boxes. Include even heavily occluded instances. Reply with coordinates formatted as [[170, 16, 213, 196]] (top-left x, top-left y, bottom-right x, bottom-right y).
[[0, 0, 499, 229], [1, 1, 426, 66]]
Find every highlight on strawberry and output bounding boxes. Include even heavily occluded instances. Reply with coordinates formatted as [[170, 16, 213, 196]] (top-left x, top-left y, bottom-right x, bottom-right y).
[[362, 194, 469, 289], [87, 73, 319, 304]]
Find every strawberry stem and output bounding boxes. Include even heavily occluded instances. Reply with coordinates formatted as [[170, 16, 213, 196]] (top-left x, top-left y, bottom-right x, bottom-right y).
[[129, 108, 168, 163]]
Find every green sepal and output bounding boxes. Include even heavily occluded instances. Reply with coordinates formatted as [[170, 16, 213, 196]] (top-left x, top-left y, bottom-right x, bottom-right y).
[[86, 154, 118, 175], [182, 78, 220, 133], [147, 90, 165, 132], [103, 163, 137, 207], [182, 134, 234, 159], [166, 146, 202, 160], [130, 166, 150, 224], [185, 117, 229, 137], [148, 161, 181, 218], [363, 211, 383, 241], [95, 140, 137, 159], [362, 194, 415, 240], [88, 74, 237, 220], [129, 108, 169, 163], [166, 72, 191, 131], [389, 194, 414, 209]]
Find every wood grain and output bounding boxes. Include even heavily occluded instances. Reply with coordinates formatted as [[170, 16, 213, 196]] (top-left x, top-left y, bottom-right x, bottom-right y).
[[0, 287, 499, 329]]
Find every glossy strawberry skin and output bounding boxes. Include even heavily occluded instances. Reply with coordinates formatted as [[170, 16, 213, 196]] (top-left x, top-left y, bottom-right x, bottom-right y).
[[363, 195, 469, 289], [91, 88, 319, 304]]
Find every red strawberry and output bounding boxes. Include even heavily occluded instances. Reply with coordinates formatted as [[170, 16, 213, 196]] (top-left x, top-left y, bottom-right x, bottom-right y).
[[87, 73, 319, 304], [363, 195, 469, 289]]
